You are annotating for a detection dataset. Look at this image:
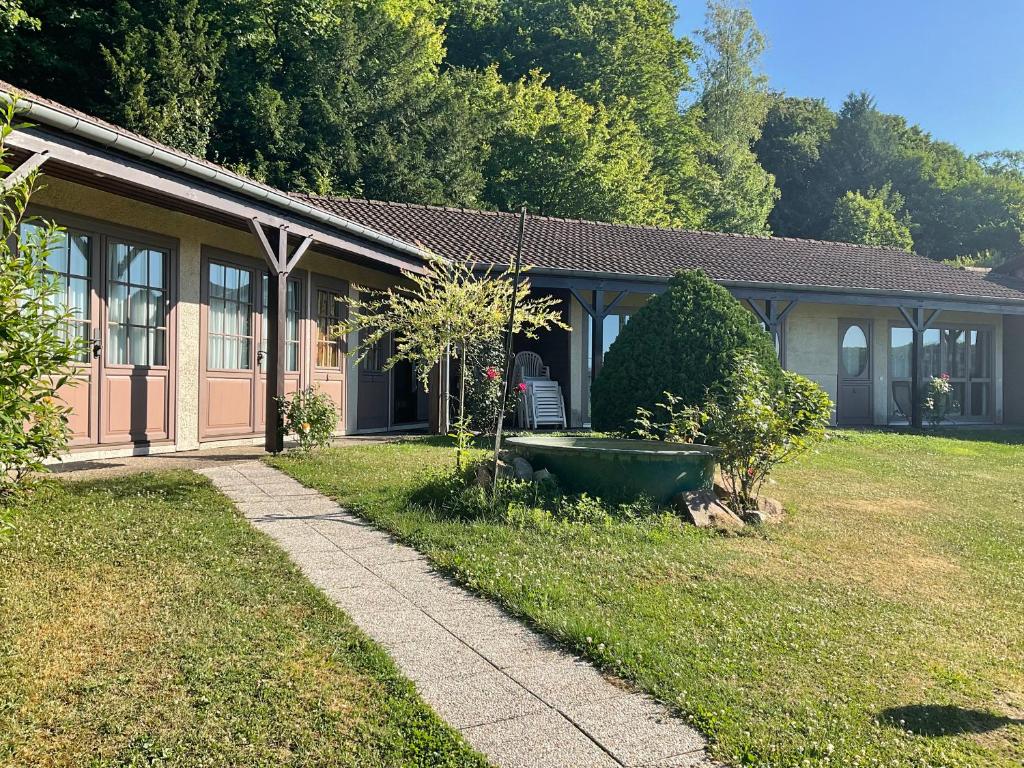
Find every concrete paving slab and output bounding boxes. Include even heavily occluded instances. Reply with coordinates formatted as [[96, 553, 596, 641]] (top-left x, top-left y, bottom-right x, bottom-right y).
[[415, 668, 547, 728], [202, 460, 714, 768], [386, 637, 493, 682], [566, 694, 706, 767], [464, 711, 621, 768]]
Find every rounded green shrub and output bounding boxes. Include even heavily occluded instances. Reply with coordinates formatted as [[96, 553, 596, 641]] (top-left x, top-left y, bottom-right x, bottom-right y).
[[590, 270, 782, 433]]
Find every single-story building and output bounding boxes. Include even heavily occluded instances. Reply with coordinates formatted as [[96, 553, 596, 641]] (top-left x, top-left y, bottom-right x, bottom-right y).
[[4, 81, 1024, 462]]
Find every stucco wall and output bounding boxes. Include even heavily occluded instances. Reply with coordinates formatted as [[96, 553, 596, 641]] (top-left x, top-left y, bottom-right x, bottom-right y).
[[1003, 315, 1024, 425], [33, 178, 402, 453]]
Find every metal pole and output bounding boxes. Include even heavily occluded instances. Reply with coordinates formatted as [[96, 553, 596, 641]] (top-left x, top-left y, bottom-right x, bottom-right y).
[[492, 206, 528, 486]]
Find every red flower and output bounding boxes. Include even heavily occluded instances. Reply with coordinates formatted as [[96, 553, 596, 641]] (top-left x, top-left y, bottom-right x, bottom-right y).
[[485, 367, 498, 380], [941, 372, 950, 381], [517, 382, 528, 393], [747, 467, 756, 478]]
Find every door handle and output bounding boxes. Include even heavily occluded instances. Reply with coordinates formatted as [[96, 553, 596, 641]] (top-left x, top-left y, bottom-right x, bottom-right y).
[[256, 349, 266, 366], [91, 334, 102, 360]]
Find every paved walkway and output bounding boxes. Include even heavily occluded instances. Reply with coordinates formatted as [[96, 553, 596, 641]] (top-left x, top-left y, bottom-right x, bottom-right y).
[[198, 461, 715, 768]]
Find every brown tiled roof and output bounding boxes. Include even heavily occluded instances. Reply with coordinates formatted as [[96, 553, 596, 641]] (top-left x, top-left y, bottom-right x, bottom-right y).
[[299, 195, 1024, 304]]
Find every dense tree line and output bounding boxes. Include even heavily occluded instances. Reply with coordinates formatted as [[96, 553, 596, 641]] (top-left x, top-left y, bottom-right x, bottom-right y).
[[1, 0, 1022, 261]]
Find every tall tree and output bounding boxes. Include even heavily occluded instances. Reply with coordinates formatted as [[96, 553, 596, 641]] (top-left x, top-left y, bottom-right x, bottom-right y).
[[755, 95, 836, 238], [444, 0, 719, 227], [482, 72, 672, 224], [693, 0, 778, 234], [103, 0, 224, 156]]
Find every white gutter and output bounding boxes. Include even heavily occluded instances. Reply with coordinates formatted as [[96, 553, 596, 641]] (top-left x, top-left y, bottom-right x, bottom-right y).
[[1, 88, 430, 264]]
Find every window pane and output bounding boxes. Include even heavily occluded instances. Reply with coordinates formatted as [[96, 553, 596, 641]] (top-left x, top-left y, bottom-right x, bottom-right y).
[[149, 329, 166, 366], [922, 329, 941, 378], [970, 383, 991, 417], [148, 290, 165, 327], [210, 264, 224, 298], [238, 338, 251, 369], [841, 325, 869, 377], [237, 269, 251, 304], [949, 383, 965, 416], [110, 243, 130, 283], [68, 277, 90, 320], [129, 246, 148, 286], [890, 327, 913, 379], [108, 325, 128, 365], [208, 335, 223, 369], [70, 234, 90, 277], [287, 341, 299, 372], [46, 233, 69, 274], [129, 325, 148, 365], [946, 330, 967, 378], [970, 330, 990, 378], [128, 286, 148, 325], [109, 283, 128, 324], [148, 250, 164, 288]]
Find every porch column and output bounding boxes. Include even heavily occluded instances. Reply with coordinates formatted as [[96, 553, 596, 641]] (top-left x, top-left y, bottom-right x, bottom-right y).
[[591, 289, 605, 383], [899, 306, 942, 429], [569, 285, 629, 384], [250, 219, 313, 453]]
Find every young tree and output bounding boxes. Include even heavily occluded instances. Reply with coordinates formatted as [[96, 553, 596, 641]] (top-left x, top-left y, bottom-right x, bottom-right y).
[[336, 254, 568, 469], [693, 0, 778, 235], [0, 98, 86, 510], [826, 184, 914, 251]]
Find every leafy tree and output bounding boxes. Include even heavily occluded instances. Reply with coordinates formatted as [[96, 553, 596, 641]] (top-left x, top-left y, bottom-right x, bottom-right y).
[[0, 0, 36, 31], [0, 99, 85, 511], [591, 269, 781, 433], [693, 0, 778, 234], [755, 95, 836, 238], [444, 0, 720, 228], [825, 184, 914, 251], [103, 0, 224, 156], [336, 254, 568, 469], [482, 73, 671, 224]]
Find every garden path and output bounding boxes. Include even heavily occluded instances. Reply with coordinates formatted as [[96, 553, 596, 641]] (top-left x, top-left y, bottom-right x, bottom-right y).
[[199, 460, 716, 768]]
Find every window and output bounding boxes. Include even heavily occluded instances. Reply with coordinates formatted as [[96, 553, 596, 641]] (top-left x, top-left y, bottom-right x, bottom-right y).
[[21, 223, 92, 362], [260, 276, 301, 372], [207, 262, 253, 370], [108, 241, 168, 366], [889, 324, 993, 421], [315, 289, 345, 369]]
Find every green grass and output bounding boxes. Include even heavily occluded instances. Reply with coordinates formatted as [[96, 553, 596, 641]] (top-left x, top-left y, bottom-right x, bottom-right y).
[[0, 472, 487, 768], [271, 431, 1024, 768]]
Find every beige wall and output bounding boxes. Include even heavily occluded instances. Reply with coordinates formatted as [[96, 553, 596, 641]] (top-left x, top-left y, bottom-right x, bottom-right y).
[[34, 178, 402, 456], [565, 291, 1006, 427]]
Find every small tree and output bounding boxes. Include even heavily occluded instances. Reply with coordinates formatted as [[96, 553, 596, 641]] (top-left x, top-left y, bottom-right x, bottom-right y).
[[335, 254, 568, 469], [0, 97, 86, 510], [826, 184, 914, 251]]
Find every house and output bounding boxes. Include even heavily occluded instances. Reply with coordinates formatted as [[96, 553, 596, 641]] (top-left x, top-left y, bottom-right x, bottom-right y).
[[4, 81, 1024, 462]]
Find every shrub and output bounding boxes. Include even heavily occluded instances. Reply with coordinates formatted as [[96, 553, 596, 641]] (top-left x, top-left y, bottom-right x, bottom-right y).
[[279, 387, 338, 452], [638, 352, 832, 513], [462, 338, 510, 434], [590, 270, 782, 433], [1, 98, 85, 510], [922, 374, 957, 426]]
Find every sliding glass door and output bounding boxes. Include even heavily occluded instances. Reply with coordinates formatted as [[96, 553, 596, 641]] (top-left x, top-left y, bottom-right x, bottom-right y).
[[889, 324, 994, 422]]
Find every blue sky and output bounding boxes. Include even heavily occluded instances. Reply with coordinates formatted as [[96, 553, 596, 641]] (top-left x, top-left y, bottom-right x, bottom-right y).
[[674, 1, 1024, 154]]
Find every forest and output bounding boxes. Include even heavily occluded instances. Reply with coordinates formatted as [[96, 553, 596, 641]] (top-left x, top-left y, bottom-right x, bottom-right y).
[[2, 0, 1022, 263]]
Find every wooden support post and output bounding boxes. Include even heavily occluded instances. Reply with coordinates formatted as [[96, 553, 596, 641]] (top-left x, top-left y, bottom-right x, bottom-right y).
[[911, 308, 924, 429], [591, 288, 605, 383], [249, 219, 313, 453]]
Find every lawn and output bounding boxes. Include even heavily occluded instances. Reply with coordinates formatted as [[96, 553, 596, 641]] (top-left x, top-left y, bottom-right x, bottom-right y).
[[272, 430, 1024, 768], [0, 472, 487, 768]]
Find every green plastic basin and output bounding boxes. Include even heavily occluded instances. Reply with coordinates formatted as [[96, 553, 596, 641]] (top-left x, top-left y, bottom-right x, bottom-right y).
[[505, 436, 719, 503]]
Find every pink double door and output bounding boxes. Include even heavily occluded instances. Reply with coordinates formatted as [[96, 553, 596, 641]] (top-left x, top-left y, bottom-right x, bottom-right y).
[[33, 222, 175, 449], [199, 252, 348, 440]]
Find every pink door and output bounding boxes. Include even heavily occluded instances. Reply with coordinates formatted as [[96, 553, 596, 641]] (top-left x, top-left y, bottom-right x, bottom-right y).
[[100, 240, 173, 443], [310, 280, 347, 432], [27, 225, 101, 446]]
